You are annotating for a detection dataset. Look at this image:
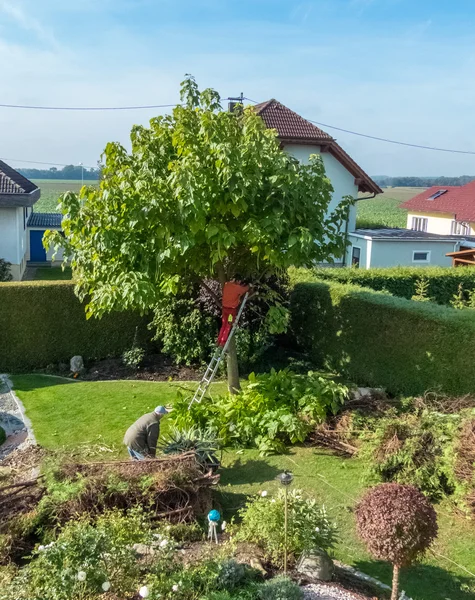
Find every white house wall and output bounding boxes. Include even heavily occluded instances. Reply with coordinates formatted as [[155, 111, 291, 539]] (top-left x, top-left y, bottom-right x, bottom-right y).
[[284, 144, 359, 232], [0, 207, 28, 280], [369, 240, 457, 268], [347, 234, 369, 268]]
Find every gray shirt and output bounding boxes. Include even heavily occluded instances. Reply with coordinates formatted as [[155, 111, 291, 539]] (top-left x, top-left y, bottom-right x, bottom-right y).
[[123, 412, 160, 457]]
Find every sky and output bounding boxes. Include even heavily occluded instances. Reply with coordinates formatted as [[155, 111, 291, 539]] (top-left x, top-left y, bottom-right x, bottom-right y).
[[1, 0, 475, 177]]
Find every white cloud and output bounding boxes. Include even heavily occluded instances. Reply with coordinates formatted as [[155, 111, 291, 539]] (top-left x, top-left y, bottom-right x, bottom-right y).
[[0, 0, 59, 48]]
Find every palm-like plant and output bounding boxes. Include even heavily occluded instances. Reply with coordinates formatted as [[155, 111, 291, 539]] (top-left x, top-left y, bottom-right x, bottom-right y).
[[160, 427, 221, 471]]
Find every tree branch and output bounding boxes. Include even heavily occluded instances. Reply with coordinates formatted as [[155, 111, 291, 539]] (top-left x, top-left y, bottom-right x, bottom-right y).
[[200, 280, 222, 308]]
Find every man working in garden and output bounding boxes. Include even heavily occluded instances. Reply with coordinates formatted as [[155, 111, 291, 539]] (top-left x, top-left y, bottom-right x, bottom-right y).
[[123, 406, 168, 460]]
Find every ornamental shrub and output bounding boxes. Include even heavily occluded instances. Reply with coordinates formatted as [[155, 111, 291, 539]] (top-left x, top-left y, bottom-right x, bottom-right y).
[[355, 483, 438, 600], [236, 489, 337, 567], [170, 369, 348, 454], [258, 576, 303, 600], [0, 259, 11, 282]]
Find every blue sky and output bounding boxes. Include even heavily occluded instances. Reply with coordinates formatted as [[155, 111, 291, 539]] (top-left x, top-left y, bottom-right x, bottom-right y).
[[1, 0, 475, 176]]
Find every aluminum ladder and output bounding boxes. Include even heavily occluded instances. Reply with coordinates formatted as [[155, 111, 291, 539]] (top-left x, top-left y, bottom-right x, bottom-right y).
[[188, 292, 249, 409]]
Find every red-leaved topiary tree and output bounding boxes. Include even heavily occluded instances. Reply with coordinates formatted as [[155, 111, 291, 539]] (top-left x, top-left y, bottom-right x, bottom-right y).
[[355, 483, 438, 600]]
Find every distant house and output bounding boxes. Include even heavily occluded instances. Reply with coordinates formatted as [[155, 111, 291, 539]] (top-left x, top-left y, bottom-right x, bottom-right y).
[[0, 160, 63, 281], [254, 100, 382, 265], [400, 181, 475, 237]]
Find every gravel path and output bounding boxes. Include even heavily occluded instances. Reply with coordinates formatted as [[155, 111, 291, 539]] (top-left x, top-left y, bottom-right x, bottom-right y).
[[302, 583, 371, 600]]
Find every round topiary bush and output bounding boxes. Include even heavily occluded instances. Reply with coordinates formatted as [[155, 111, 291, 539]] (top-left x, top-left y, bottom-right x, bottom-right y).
[[0, 426, 6, 446], [355, 483, 438, 600]]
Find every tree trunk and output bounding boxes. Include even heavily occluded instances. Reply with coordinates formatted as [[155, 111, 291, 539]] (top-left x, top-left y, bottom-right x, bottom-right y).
[[391, 564, 400, 600], [226, 335, 241, 394]]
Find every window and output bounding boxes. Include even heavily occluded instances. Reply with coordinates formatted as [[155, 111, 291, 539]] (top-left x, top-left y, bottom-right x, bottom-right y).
[[351, 246, 361, 267], [411, 217, 428, 232], [413, 251, 431, 263], [428, 189, 448, 200], [451, 221, 470, 236], [23, 207, 27, 230]]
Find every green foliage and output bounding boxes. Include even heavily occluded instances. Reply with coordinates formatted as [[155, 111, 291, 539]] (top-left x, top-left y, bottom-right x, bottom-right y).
[[151, 296, 217, 365], [0, 426, 5, 446], [411, 277, 432, 302], [160, 426, 220, 469], [289, 265, 475, 306], [0, 259, 11, 282], [0, 281, 147, 372], [47, 76, 351, 319], [217, 559, 259, 592], [170, 369, 348, 454], [236, 489, 337, 567], [450, 283, 475, 310], [258, 577, 303, 600], [1, 509, 151, 600], [122, 346, 145, 369], [290, 279, 475, 396], [359, 411, 462, 500]]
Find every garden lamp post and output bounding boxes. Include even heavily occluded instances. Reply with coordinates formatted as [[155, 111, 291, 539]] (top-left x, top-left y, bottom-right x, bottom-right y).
[[278, 471, 293, 574]]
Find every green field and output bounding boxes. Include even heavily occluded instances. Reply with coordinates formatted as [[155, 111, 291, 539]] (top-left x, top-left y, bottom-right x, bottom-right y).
[[356, 187, 425, 229], [11, 374, 475, 600], [32, 179, 97, 213]]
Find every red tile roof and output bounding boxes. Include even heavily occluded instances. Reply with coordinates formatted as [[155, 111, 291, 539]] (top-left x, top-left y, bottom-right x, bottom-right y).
[[400, 181, 475, 221], [254, 99, 381, 195]]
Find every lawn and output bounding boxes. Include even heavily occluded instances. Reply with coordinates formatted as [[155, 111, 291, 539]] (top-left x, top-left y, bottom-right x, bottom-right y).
[[11, 375, 475, 600], [356, 187, 426, 229], [33, 267, 73, 281], [31, 179, 97, 213]]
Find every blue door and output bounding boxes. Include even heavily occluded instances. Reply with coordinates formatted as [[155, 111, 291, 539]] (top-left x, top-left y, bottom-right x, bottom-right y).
[[30, 230, 47, 262]]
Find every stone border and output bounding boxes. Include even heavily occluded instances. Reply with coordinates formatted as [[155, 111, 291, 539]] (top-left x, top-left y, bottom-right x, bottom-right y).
[[335, 562, 412, 600]]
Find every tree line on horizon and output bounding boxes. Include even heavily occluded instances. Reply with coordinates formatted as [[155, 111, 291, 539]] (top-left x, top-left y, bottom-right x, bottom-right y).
[[18, 165, 100, 181], [373, 175, 475, 188]]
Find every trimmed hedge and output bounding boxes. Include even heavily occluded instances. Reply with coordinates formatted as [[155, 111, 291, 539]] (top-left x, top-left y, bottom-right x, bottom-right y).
[[290, 279, 475, 396], [289, 266, 475, 306], [0, 281, 148, 372]]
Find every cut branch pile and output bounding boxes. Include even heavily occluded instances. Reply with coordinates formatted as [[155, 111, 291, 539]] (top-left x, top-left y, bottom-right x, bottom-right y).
[[48, 451, 219, 524]]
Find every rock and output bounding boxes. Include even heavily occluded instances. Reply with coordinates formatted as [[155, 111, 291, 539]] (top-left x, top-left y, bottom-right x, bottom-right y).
[[70, 356, 84, 373], [249, 557, 267, 576], [297, 549, 334, 581], [351, 387, 385, 401], [132, 543, 155, 557]]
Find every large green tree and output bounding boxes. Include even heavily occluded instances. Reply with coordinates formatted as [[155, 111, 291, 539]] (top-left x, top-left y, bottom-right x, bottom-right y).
[[47, 76, 352, 392]]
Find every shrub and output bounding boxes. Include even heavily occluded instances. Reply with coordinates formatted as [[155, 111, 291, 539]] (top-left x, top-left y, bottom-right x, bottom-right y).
[[258, 576, 303, 600], [236, 489, 336, 567], [290, 279, 475, 396], [289, 265, 475, 306], [170, 369, 348, 454], [160, 427, 220, 470], [0, 281, 149, 371], [355, 483, 438, 600], [1, 509, 152, 600], [0, 426, 5, 446], [0, 259, 11, 282]]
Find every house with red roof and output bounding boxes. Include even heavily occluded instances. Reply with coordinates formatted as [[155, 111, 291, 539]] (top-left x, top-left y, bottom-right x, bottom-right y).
[[400, 181, 475, 237], [254, 100, 381, 265]]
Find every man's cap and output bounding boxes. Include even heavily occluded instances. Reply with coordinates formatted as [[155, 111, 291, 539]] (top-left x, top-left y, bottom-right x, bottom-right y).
[[154, 406, 168, 415]]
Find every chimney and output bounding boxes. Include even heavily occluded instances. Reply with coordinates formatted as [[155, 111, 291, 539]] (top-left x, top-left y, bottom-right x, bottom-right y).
[[228, 93, 244, 113]]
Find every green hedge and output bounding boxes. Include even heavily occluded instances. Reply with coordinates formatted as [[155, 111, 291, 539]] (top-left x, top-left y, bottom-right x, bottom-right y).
[[289, 266, 475, 305], [290, 279, 475, 396], [0, 282, 148, 372]]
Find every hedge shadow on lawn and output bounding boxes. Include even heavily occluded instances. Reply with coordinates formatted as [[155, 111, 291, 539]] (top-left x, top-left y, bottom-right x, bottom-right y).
[[354, 559, 475, 600], [219, 458, 281, 486], [11, 375, 78, 392]]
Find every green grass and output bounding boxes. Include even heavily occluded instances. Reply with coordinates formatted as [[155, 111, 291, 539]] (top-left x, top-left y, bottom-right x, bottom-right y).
[[33, 267, 73, 281], [32, 179, 97, 213], [11, 375, 227, 452], [12, 375, 475, 600], [357, 187, 426, 229]]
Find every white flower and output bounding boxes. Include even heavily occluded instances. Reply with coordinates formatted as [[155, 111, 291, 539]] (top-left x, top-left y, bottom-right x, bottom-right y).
[[139, 586, 149, 598], [271, 499, 276, 503], [315, 527, 320, 533], [77, 571, 87, 582], [221, 521, 227, 531], [38, 545, 45, 552], [165, 525, 171, 531], [102, 581, 111, 591], [159, 538, 168, 548], [172, 584, 179, 592], [261, 491, 268, 497]]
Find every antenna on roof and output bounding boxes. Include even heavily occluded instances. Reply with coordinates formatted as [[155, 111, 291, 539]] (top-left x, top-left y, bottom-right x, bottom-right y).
[[228, 93, 244, 113]]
